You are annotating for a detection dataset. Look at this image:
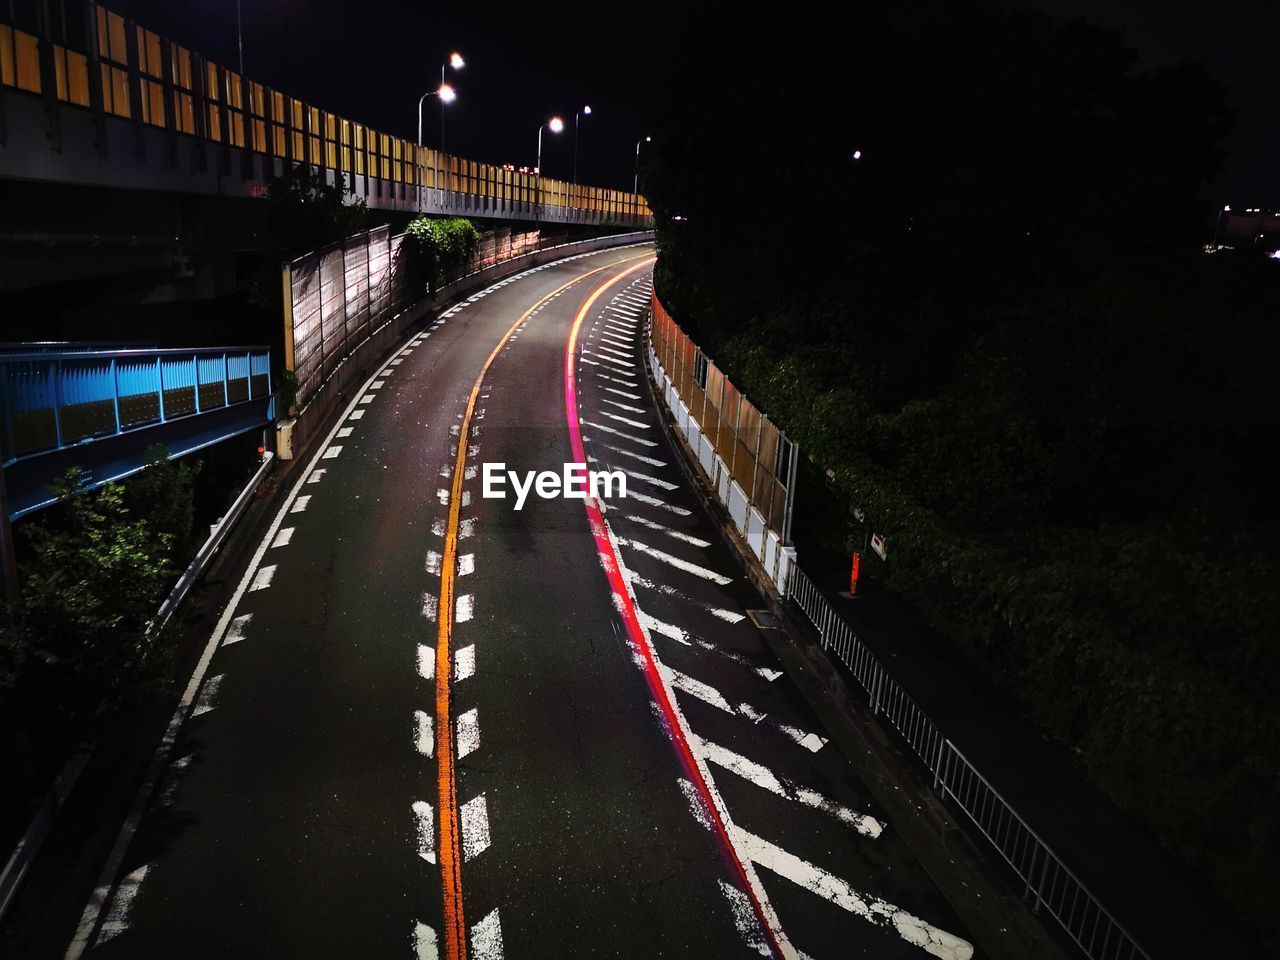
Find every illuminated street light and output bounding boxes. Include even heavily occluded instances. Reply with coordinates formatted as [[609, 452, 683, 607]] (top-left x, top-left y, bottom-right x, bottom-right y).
[[536, 117, 566, 227], [441, 54, 465, 114], [573, 105, 592, 188], [437, 52, 465, 210], [418, 83, 459, 213]]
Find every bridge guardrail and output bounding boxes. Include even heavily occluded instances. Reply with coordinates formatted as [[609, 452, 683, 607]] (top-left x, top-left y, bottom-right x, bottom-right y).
[[787, 564, 1152, 960], [0, 347, 271, 468], [0, 4, 651, 225]]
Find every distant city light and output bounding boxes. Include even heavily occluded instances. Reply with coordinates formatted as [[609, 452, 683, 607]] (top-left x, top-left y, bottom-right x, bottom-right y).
[[852, 149, 863, 160], [549, 116, 565, 133], [438, 83, 457, 103]]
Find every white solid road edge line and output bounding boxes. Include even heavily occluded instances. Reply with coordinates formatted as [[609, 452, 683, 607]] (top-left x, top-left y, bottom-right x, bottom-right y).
[[62, 304, 412, 960], [594, 509, 800, 959]]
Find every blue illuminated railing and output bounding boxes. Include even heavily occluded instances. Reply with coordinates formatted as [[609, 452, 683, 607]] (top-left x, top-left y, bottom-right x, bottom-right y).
[[1, 346, 272, 466]]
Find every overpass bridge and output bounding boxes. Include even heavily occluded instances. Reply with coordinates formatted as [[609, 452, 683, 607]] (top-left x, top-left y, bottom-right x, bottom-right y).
[[0, 343, 273, 518], [0, 2, 652, 228]]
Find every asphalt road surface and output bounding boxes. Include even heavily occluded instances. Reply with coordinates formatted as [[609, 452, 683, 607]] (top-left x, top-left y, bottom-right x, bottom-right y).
[[69, 245, 975, 960]]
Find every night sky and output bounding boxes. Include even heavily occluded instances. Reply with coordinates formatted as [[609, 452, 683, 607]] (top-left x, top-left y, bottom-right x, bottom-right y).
[[103, 0, 1277, 204], [1027, 0, 1280, 206]]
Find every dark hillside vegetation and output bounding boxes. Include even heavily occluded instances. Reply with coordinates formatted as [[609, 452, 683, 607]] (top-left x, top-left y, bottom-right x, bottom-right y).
[[643, 5, 1280, 936]]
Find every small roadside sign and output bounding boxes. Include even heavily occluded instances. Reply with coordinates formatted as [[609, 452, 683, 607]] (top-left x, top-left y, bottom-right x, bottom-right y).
[[870, 532, 888, 560]]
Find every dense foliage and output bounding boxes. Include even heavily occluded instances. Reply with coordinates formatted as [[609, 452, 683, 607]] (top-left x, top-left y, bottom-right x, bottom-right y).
[[0, 450, 198, 839], [643, 5, 1279, 937], [403, 216, 484, 292], [266, 165, 369, 260]]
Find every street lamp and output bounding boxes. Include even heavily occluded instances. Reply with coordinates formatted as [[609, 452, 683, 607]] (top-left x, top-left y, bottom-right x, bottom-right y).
[[536, 116, 565, 228], [573, 104, 591, 189], [634, 135, 651, 199], [438, 52, 464, 210], [417, 83, 457, 213], [440, 53, 464, 154]]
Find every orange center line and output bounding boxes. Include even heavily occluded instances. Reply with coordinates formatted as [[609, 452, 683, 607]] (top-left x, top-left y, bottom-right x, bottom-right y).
[[432, 251, 652, 960]]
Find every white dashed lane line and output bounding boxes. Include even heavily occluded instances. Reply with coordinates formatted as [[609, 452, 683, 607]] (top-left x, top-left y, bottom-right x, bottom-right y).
[[617, 512, 711, 547], [694, 734, 885, 838], [637, 609, 782, 681], [415, 710, 434, 757], [190, 674, 223, 718], [222, 614, 253, 647], [615, 536, 729, 583], [94, 865, 148, 944], [248, 565, 276, 591], [627, 574, 746, 625], [582, 420, 656, 448]]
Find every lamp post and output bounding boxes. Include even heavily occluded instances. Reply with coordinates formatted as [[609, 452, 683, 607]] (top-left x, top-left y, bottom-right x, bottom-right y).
[[417, 83, 457, 213], [572, 104, 591, 189], [235, 0, 244, 75], [536, 116, 565, 230], [439, 52, 463, 208]]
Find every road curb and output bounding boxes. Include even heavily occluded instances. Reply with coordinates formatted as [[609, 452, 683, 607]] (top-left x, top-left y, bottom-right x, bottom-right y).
[[637, 308, 1072, 960]]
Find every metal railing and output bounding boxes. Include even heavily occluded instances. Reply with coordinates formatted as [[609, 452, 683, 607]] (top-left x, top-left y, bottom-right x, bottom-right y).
[[0, 4, 652, 225], [0, 346, 272, 466], [787, 565, 1152, 960]]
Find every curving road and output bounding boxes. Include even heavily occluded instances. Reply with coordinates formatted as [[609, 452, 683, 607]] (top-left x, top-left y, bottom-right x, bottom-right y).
[[69, 245, 974, 960]]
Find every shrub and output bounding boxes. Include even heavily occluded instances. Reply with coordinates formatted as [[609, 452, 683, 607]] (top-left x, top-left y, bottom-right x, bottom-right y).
[[404, 216, 483, 292]]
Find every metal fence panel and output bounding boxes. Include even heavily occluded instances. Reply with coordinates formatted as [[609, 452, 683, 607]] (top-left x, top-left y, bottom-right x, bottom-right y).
[[786, 566, 1150, 960]]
